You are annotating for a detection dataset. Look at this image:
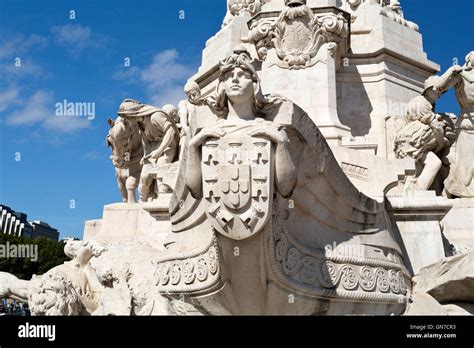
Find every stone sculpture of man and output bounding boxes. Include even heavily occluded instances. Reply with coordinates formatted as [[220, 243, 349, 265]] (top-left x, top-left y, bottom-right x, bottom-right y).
[[444, 51, 474, 197], [394, 66, 460, 191], [118, 99, 180, 202]]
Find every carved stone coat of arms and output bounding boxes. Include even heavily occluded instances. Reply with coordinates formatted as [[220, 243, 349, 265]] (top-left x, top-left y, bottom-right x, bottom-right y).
[[244, 5, 348, 69], [201, 122, 274, 240]]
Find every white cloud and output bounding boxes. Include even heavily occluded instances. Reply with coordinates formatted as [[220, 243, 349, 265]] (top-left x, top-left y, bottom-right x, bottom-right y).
[[0, 86, 19, 112], [50, 24, 91, 47], [82, 150, 106, 160], [0, 28, 103, 134], [141, 50, 193, 90], [0, 33, 48, 81], [114, 49, 193, 107], [43, 114, 90, 133], [112, 66, 140, 81], [0, 59, 45, 81], [3, 88, 91, 133], [149, 86, 186, 108], [50, 24, 107, 56], [5, 90, 53, 126], [0, 33, 48, 59]]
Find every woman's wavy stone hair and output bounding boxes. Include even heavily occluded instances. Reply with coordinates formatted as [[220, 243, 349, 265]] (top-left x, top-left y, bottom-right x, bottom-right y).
[[214, 48, 274, 119]]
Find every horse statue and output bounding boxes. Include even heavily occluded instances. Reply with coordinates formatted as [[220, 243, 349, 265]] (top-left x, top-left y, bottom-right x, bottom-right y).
[[106, 117, 143, 203]]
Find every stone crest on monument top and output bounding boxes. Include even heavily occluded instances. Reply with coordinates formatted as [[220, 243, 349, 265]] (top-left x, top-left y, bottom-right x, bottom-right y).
[[244, 0, 348, 68]]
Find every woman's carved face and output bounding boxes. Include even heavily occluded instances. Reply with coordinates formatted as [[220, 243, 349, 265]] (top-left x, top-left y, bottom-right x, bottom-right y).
[[223, 67, 254, 103]]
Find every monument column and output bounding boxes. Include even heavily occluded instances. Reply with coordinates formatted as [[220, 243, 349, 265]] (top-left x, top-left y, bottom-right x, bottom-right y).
[[243, 1, 352, 145]]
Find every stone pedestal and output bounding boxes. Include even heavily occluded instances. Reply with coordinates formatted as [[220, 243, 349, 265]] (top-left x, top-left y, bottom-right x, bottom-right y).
[[89, 203, 148, 243], [83, 219, 102, 240], [331, 146, 414, 200], [341, 136, 379, 155], [83, 194, 173, 249], [140, 196, 173, 249], [386, 192, 454, 275], [441, 198, 474, 254]]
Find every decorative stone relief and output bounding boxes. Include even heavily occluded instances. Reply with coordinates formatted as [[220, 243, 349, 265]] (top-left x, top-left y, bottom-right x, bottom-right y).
[[268, 216, 410, 304], [244, 1, 348, 68], [2, 0, 473, 319], [153, 236, 222, 294], [229, 0, 263, 17], [379, 0, 419, 31], [341, 162, 369, 181], [161, 47, 410, 314], [0, 240, 107, 315], [222, 0, 267, 28]]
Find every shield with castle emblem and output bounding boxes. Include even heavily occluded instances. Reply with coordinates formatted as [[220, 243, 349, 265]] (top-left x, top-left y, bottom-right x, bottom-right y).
[[218, 164, 251, 210], [272, 6, 320, 69], [281, 18, 312, 52], [201, 130, 274, 240]]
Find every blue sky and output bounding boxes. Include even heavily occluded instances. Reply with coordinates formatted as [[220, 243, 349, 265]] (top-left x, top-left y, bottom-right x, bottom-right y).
[[0, 0, 472, 239]]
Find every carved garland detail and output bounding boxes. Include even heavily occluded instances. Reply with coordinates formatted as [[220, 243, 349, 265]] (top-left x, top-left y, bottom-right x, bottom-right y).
[[229, 0, 263, 17], [269, 216, 411, 303], [153, 237, 221, 294]]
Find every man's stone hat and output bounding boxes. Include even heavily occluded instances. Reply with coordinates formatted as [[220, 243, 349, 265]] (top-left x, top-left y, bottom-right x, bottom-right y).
[[117, 98, 161, 118]]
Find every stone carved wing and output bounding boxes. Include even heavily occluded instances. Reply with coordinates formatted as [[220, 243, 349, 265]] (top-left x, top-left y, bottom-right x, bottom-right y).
[[169, 136, 207, 234], [261, 98, 404, 260], [167, 97, 410, 305], [265, 99, 410, 305], [170, 98, 403, 256]]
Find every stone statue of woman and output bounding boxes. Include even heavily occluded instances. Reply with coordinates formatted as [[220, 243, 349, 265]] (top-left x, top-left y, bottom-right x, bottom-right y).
[[152, 47, 410, 315], [185, 48, 297, 204]]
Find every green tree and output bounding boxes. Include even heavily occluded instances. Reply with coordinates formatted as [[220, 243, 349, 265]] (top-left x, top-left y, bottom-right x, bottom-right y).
[[0, 233, 69, 280]]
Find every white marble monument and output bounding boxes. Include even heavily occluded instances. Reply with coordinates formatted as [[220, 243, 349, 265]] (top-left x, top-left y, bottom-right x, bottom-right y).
[[1, 0, 473, 316]]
